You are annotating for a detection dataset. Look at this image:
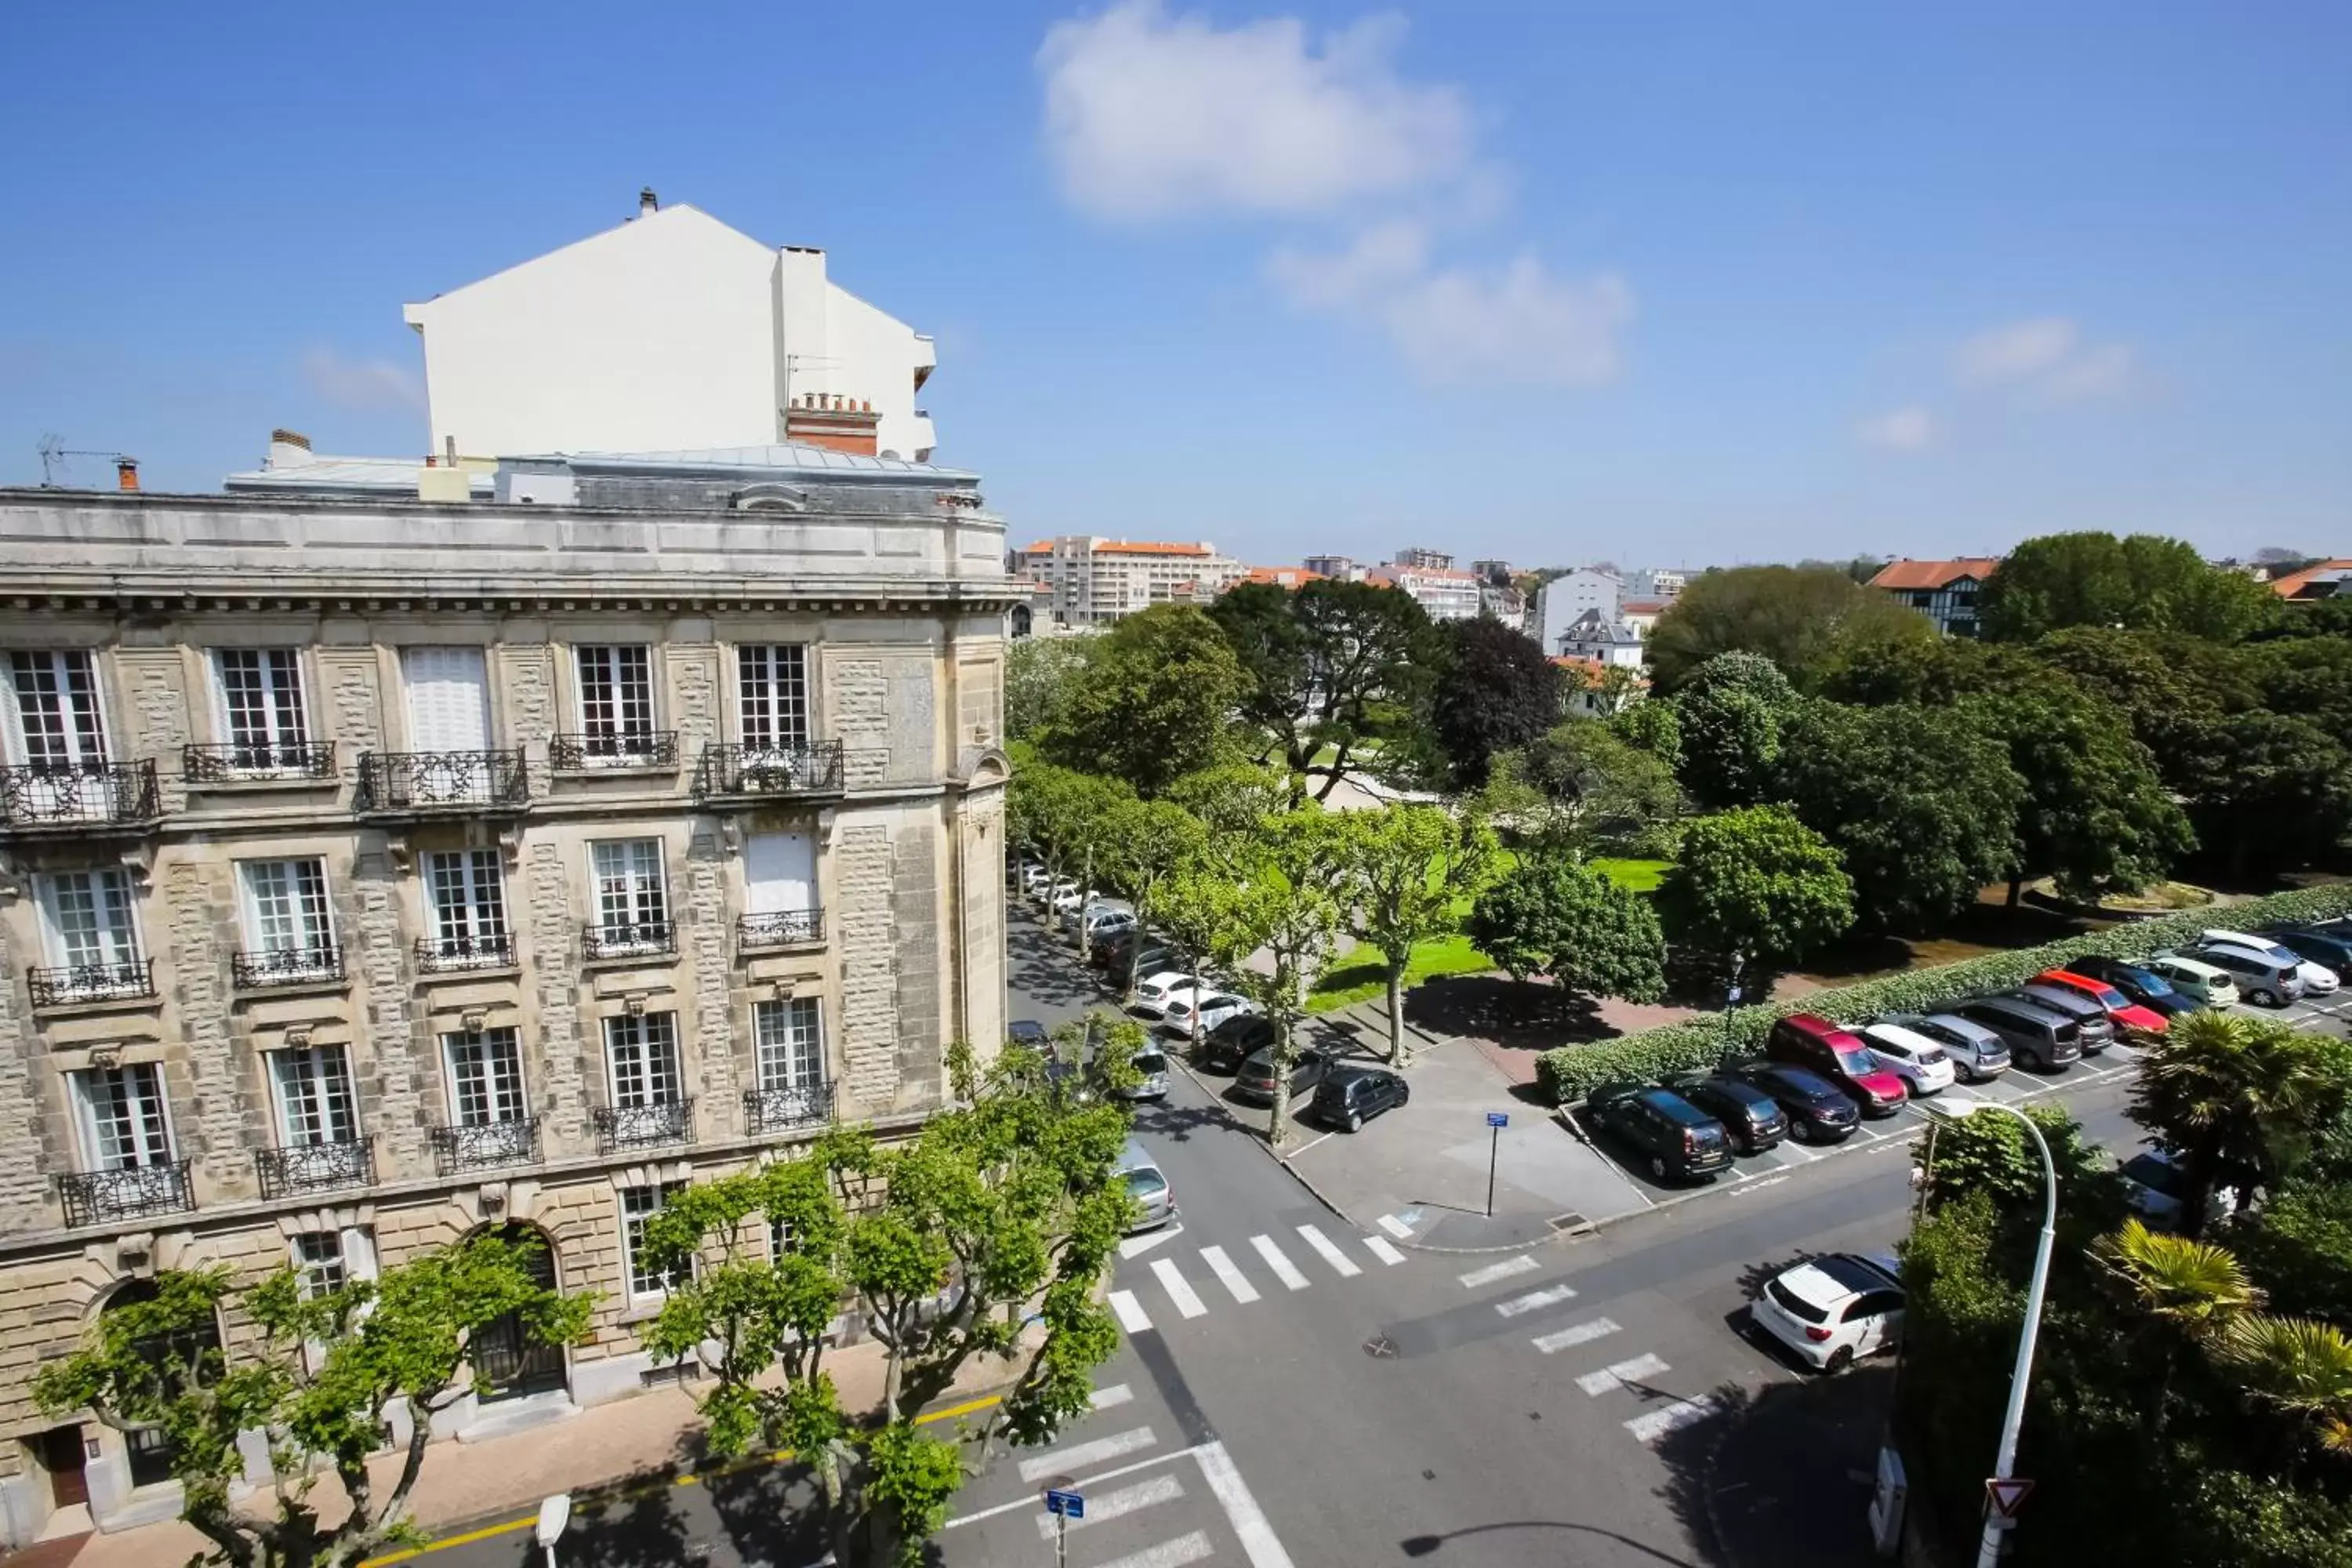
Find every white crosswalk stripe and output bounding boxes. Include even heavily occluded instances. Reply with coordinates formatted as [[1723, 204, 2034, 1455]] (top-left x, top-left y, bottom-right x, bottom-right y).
[[1250, 1233, 1311, 1290], [1109, 1289, 1152, 1333], [1033, 1473, 1185, 1538], [1576, 1352, 1669, 1395], [1496, 1283, 1577, 1317], [1377, 1213, 1414, 1238], [1459, 1254, 1539, 1289], [1098, 1530, 1214, 1568], [1200, 1245, 1261, 1304], [1296, 1224, 1363, 1277], [1150, 1258, 1208, 1319], [1090, 1383, 1134, 1410], [1532, 1317, 1620, 1355], [1018, 1425, 1159, 1482], [1364, 1235, 1407, 1266], [1624, 1396, 1722, 1444]]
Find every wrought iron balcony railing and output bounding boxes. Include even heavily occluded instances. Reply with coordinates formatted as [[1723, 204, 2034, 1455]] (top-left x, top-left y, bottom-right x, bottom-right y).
[[231, 943, 343, 989], [183, 742, 336, 783], [583, 920, 675, 961], [354, 750, 528, 815], [254, 1137, 374, 1200], [414, 931, 517, 972], [737, 909, 825, 952], [549, 731, 678, 771], [428, 1117, 540, 1175], [692, 741, 845, 802], [56, 1160, 194, 1228], [591, 1098, 695, 1154], [27, 958, 156, 1009], [0, 760, 161, 832], [743, 1080, 835, 1137]]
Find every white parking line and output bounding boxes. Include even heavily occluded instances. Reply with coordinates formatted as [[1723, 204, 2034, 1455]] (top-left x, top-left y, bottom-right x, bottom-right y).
[[1774, 1138, 1820, 1163], [1377, 1213, 1414, 1238], [1097, 1530, 1214, 1568], [1577, 1352, 1669, 1395], [1624, 1396, 1722, 1444], [1250, 1233, 1311, 1290], [1018, 1425, 1159, 1482], [1296, 1224, 1363, 1278], [1150, 1258, 1208, 1319], [1196, 1439, 1298, 1568], [1459, 1254, 1539, 1289], [1200, 1245, 1261, 1304], [1033, 1472, 1185, 1538], [1363, 1235, 1407, 1266], [1091, 1383, 1134, 1410], [1496, 1283, 1577, 1317], [1532, 1316, 1621, 1355], [1109, 1290, 1152, 1333]]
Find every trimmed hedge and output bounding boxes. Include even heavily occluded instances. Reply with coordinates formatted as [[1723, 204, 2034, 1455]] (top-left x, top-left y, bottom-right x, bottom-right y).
[[1535, 885, 2352, 1105]]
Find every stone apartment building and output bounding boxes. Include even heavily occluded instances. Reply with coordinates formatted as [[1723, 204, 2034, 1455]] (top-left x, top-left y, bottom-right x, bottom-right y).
[[0, 445, 1014, 1542]]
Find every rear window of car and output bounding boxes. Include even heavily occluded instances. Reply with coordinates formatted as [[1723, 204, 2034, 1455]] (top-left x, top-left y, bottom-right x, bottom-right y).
[[1644, 1091, 1708, 1125], [1132, 1052, 1167, 1075], [1766, 1276, 1829, 1323], [1123, 1168, 1167, 1199], [1767, 1066, 1836, 1098]]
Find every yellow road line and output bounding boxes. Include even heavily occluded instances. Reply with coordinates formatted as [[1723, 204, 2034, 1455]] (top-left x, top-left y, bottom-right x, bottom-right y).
[[361, 1392, 1004, 1565]]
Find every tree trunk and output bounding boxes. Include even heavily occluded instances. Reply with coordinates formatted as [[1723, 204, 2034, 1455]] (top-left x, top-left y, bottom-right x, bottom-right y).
[[1266, 1016, 1296, 1146], [1076, 850, 1094, 956], [1386, 967, 1410, 1068], [2005, 875, 2023, 909]]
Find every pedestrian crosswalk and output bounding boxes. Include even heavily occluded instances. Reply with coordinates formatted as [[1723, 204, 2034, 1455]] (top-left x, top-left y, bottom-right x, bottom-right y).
[[1110, 1223, 1405, 1331]]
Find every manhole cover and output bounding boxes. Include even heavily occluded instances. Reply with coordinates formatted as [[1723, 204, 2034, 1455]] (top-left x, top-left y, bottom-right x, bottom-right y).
[[1547, 1211, 1593, 1234], [1363, 1334, 1398, 1359]]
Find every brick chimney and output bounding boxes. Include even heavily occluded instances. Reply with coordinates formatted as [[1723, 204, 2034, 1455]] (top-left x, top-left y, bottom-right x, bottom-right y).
[[639, 186, 659, 218], [785, 393, 880, 456], [114, 458, 139, 492]]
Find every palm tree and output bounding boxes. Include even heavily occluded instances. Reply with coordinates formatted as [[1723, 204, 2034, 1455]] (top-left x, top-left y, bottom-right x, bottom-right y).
[[2094, 1218, 2263, 1439], [2129, 1011, 2342, 1236], [2223, 1314, 2352, 1477]]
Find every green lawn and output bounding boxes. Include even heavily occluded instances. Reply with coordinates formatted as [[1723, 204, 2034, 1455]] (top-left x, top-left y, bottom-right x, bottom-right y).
[[1592, 856, 1672, 893]]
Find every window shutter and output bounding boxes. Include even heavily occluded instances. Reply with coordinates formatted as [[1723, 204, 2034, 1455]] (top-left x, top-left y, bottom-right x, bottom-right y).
[[743, 832, 816, 913], [403, 648, 491, 752]]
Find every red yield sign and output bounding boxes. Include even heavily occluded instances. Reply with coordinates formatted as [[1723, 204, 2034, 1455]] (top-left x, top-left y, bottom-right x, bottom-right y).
[[1984, 1477, 2035, 1526]]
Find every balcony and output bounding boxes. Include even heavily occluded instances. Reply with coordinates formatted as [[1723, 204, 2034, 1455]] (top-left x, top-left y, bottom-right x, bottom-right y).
[[592, 1097, 695, 1154], [0, 761, 161, 835], [737, 909, 825, 953], [743, 1080, 834, 1136], [27, 958, 156, 1009], [692, 742, 844, 803], [231, 943, 344, 990], [550, 731, 678, 772], [414, 931, 517, 973], [583, 920, 676, 962], [428, 1117, 540, 1175], [254, 1137, 374, 1200], [56, 1160, 194, 1228], [354, 750, 528, 816], [183, 742, 336, 785]]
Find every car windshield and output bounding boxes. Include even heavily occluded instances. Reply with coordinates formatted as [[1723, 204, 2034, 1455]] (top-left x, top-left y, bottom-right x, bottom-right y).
[[2125, 968, 2176, 996], [2121, 1154, 2188, 1200], [1815, 1254, 1896, 1295], [2084, 982, 2127, 1008], [1123, 1168, 1167, 1199], [1835, 1048, 1882, 1075], [1770, 1067, 1836, 1098]]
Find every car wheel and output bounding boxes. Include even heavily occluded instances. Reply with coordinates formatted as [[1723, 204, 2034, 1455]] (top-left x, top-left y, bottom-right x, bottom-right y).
[[1824, 1346, 1854, 1375], [2252, 988, 2279, 1007], [1345, 1112, 1362, 1133], [1648, 1154, 1668, 1180], [1397, 1083, 1410, 1106]]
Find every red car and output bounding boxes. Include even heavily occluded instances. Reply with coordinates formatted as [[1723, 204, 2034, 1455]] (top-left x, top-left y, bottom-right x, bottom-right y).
[[2034, 970, 2169, 1035], [1763, 1014, 1907, 1117]]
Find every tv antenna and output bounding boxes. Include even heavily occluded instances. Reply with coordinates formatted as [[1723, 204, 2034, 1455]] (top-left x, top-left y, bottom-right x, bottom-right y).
[[37, 434, 126, 488]]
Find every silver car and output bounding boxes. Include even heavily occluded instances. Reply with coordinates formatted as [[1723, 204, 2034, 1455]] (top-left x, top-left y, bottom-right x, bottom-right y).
[[1112, 1046, 1171, 1102], [1879, 1012, 2010, 1082], [1116, 1138, 1176, 1232]]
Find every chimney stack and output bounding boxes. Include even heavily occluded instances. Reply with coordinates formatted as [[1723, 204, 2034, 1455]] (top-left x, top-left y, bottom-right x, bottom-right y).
[[639, 186, 659, 217], [115, 458, 139, 493]]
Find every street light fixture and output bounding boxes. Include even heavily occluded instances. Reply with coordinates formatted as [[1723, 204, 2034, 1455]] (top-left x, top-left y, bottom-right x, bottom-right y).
[[1922, 1100, 2057, 1568]]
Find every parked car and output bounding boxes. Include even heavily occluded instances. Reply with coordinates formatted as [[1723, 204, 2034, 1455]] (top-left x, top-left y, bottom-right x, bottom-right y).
[[1584, 1082, 1735, 1183], [1094, 931, 1179, 979], [1007, 1019, 1051, 1050], [2062, 956, 2202, 1018], [1232, 1044, 1333, 1105], [1194, 1013, 1273, 1074], [1750, 1253, 1905, 1373], [1875, 1012, 2010, 1082], [2138, 953, 2240, 1009], [1159, 991, 1255, 1039], [2118, 1148, 2244, 1229], [1949, 996, 2082, 1073], [1051, 883, 1102, 916], [1763, 1014, 1907, 1117], [2032, 970, 2169, 1035], [2183, 941, 2306, 1007], [1720, 1062, 1861, 1144], [1019, 862, 1054, 896], [1312, 1065, 1409, 1131], [2200, 930, 2339, 996], [1130, 970, 1205, 1019], [1116, 1138, 1177, 1232], [1665, 1071, 1789, 1153], [1105, 1044, 1171, 1102], [1083, 905, 1138, 939], [2266, 925, 2352, 979], [2006, 984, 2118, 1053], [1855, 1023, 1957, 1095]]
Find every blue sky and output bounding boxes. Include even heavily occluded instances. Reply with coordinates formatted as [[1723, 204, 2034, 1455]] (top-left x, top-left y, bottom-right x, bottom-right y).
[[2, 1, 2345, 567]]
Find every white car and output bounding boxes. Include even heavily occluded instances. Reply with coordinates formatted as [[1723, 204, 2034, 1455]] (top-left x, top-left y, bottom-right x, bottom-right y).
[[1083, 904, 1137, 937], [1160, 991, 1255, 1036], [1050, 882, 1098, 915], [1750, 1253, 1906, 1373], [2200, 929, 2339, 996], [2140, 953, 2239, 1008], [2120, 1149, 2244, 1230], [1857, 1023, 1957, 1095], [1019, 863, 1053, 895], [1129, 970, 1204, 1020]]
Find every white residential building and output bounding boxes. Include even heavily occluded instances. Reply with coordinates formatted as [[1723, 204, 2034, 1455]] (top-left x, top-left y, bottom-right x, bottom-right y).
[[1302, 554, 1363, 582], [1624, 568, 1686, 601], [1555, 609, 1646, 668], [1535, 568, 1623, 655], [404, 191, 938, 464], [1369, 563, 1483, 622], [1011, 537, 1246, 626], [1393, 546, 1455, 572]]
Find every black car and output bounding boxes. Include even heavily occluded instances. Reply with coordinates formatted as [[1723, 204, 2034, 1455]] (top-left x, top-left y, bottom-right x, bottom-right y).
[[1584, 1082, 1734, 1182], [1007, 1019, 1051, 1049], [1667, 1072, 1788, 1154], [1194, 1013, 1273, 1074], [1092, 928, 1178, 978], [1312, 1065, 1408, 1131], [1722, 1062, 1862, 1144], [2063, 956, 2199, 1019], [2267, 925, 2352, 977], [1233, 1044, 1333, 1104]]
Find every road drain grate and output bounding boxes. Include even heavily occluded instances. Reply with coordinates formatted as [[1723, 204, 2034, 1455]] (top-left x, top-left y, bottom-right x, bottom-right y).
[[1363, 1334, 1398, 1359], [1548, 1211, 1594, 1234]]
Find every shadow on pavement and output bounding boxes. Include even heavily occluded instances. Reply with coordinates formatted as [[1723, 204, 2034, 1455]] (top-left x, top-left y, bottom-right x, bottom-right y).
[[547, 1471, 702, 1567], [1649, 1364, 1896, 1568], [1398, 1518, 1705, 1566], [1406, 976, 1610, 1051]]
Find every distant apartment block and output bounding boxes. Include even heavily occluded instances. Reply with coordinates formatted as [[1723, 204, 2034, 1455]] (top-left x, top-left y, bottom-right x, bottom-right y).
[[1302, 555, 1363, 582], [1535, 568, 1622, 655], [1623, 568, 1686, 601], [1012, 537, 1245, 626], [1368, 562, 1483, 621], [1393, 546, 1455, 572], [1867, 557, 2002, 636]]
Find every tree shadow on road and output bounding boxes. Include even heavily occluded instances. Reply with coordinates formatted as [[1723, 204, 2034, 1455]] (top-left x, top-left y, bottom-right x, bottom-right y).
[[1647, 1367, 1897, 1568], [534, 1467, 702, 1568], [1406, 976, 1610, 1051]]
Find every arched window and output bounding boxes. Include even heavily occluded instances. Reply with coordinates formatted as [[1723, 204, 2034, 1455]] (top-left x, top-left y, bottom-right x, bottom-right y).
[[100, 1280, 223, 1489]]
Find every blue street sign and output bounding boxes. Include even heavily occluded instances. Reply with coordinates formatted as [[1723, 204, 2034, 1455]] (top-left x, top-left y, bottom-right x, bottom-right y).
[[1726, 985, 1744, 1003], [1045, 1489, 1085, 1520], [1486, 1112, 1509, 1128]]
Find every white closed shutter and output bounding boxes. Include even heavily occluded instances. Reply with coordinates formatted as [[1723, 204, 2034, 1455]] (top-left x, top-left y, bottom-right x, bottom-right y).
[[743, 832, 816, 914], [402, 648, 491, 753]]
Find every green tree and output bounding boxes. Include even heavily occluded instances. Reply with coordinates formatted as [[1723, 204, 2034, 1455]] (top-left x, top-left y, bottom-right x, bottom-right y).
[[1653, 805, 1853, 983], [1425, 617, 1565, 789], [1606, 697, 1682, 771], [1232, 811, 1349, 1144], [1980, 532, 2279, 644], [1335, 804, 1498, 1066], [1774, 699, 2024, 933], [32, 1232, 593, 1568], [1009, 757, 1133, 944], [2246, 635, 2352, 752], [1967, 684, 2194, 902], [2095, 1218, 2263, 1439], [1207, 579, 1434, 803], [2232, 1177, 2352, 1326], [2130, 1011, 2352, 1237], [1047, 605, 1250, 796], [2180, 711, 2352, 880], [637, 1038, 1137, 1567], [1153, 867, 1275, 1053], [1509, 719, 1683, 850], [1005, 635, 1094, 743], [1161, 760, 1290, 844], [2030, 626, 2259, 788], [1096, 798, 1210, 993], [1467, 851, 1666, 1004], [2222, 1316, 2352, 1472], [1645, 564, 1933, 693], [1671, 652, 1797, 808]]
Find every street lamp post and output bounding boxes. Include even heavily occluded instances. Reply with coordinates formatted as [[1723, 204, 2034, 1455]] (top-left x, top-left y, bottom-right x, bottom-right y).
[[1927, 1101, 2058, 1568]]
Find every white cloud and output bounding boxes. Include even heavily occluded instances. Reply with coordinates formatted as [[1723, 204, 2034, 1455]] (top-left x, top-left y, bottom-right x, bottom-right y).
[[2044, 341, 2137, 400], [1856, 405, 1938, 452], [301, 347, 422, 411], [1036, 1, 1472, 222], [1954, 316, 2136, 399], [1269, 223, 1632, 385]]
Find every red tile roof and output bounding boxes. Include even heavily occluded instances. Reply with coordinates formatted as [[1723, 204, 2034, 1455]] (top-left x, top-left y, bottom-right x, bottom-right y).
[[1621, 600, 1669, 615], [2270, 559, 2352, 598], [1868, 557, 2002, 591]]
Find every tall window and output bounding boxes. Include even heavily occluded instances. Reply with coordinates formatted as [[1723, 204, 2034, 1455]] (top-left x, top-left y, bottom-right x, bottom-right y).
[[73, 1064, 172, 1170], [214, 650, 309, 766], [291, 1232, 348, 1299], [445, 1028, 526, 1126], [604, 1012, 682, 1109], [619, 1183, 687, 1300], [271, 1046, 358, 1147], [240, 858, 334, 971], [423, 849, 508, 964], [754, 998, 825, 1093], [590, 840, 666, 946], [5, 651, 107, 767], [573, 646, 655, 759], [40, 868, 141, 975], [737, 645, 809, 754]]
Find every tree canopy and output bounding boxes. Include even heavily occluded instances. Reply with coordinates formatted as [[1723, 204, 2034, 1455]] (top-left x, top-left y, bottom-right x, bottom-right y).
[[1044, 604, 1250, 796], [1967, 683, 2194, 898], [1333, 804, 1497, 1065], [1979, 531, 2280, 644], [1671, 652, 1798, 809], [1653, 804, 1854, 975], [1207, 578, 1433, 802], [1425, 617, 1564, 789], [1467, 850, 1666, 1003], [1644, 564, 1934, 692]]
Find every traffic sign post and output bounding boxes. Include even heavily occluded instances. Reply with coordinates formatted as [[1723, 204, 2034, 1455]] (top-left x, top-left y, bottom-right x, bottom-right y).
[[1984, 1476, 2034, 1530], [1485, 1112, 1508, 1216], [1044, 1488, 1085, 1568]]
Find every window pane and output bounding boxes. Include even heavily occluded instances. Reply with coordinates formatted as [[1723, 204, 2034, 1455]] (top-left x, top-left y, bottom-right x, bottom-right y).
[[445, 1029, 524, 1125], [424, 849, 507, 950], [591, 840, 666, 933], [10, 652, 107, 767], [755, 998, 823, 1092], [46, 869, 138, 968], [605, 1012, 681, 1108], [79, 1063, 170, 1169], [738, 645, 808, 751], [217, 650, 307, 754], [576, 647, 653, 741], [245, 859, 330, 953], [273, 1046, 357, 1145], [292, 1232, 346, 1299]]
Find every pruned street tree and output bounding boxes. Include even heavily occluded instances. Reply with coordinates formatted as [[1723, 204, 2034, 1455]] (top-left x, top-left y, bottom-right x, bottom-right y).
[[1467, 851, 1667, 1007], [1225, 810, 1348, 1144], [1154, 867, 1274, 1054], [1097, 797, 1210, 995], [1335, 804, 1498, 1067]]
